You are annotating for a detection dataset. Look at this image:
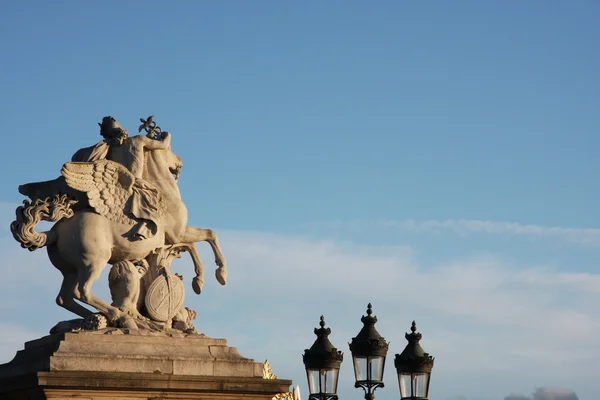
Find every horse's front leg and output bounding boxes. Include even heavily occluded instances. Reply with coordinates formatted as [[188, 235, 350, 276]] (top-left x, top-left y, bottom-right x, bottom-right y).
[[181, 226, 227, 286]]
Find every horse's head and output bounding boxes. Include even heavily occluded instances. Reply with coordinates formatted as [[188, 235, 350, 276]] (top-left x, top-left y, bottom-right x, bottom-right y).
[[165, 148, 183, 180], [141, 139, 184, 189]]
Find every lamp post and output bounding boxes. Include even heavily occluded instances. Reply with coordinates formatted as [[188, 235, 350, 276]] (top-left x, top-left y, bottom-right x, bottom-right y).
[[302, 308, 435, 400], [394, 321, 435, 400], [349, 303, 389, 400], [303, 316, 344, 400]]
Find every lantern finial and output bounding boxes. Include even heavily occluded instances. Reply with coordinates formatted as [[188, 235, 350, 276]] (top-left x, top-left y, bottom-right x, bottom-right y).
[[405, 320, 423, 342]]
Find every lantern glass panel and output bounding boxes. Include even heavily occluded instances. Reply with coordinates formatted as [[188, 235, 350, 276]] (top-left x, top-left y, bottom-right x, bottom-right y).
[[414, 373, 430, 398], [353, 355, 368, 382], [307, 368, 339, 395], [307, 369, 320, 394], [320, 368, 339, 394], [399, 373, 411, 398], [369, 355, 385, 382], [398, 372, 430, 399]]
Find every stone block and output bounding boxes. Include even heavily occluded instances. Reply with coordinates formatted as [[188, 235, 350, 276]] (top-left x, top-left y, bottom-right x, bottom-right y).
[[0, 329, 293, 400]]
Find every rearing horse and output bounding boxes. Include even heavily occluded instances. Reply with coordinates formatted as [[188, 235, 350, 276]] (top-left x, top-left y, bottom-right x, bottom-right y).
[[11, 142, 226, 323]]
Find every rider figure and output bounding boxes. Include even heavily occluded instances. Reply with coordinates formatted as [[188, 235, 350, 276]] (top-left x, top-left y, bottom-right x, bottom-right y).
[[73, 117, 172, 240], [73, 116, 172, 178]]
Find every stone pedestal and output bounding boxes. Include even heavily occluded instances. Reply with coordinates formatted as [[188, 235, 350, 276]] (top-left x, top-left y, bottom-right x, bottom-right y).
[[0, 329, 292, 399]]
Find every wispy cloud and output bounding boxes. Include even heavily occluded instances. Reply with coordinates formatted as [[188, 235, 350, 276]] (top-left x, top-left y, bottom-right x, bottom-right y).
[[378, 219, 600, 245]]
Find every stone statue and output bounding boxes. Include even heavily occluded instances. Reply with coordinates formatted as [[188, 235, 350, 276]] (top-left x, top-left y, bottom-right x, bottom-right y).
[[11, 116, 227, 333]]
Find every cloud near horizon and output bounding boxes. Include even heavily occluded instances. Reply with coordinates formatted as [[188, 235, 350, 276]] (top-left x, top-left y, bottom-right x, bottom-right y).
[[0, 203, 598, 399], [505, 387, 579, 400], [337, 218, 600, 246]]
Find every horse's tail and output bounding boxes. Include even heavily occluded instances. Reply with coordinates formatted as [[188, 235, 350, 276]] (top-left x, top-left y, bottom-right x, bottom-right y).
[[10, 194, 78, 251]]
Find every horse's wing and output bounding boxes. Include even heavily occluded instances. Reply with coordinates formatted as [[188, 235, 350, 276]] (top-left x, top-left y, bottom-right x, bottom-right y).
[[61, 160, 135, 225]]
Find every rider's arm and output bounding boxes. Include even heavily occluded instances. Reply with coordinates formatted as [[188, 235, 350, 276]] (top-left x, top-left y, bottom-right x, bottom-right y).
[[138, 132, 172, 150]]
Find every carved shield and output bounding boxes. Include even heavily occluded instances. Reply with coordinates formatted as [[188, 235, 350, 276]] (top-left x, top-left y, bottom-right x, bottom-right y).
[[144, 273, 185, 322]]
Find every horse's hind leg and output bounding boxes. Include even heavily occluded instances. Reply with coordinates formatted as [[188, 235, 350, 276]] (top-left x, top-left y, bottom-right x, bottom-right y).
[[48, 245, 93, 318], [57, 272, 93, 318], [181, 227, 227, 285], [75, 262, 123, 323]]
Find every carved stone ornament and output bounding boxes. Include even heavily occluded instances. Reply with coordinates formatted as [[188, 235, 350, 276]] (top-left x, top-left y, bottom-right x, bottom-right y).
[[11, 115, 228, 334], [272, 385, 302, 400], [263, 360, 278, 379], [264, 360, 301, 400]]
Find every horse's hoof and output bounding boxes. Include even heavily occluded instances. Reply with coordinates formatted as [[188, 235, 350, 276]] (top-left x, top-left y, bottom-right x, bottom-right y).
[[215, 268, 227, 286], [192, 277, 203, 295], [117, 315, 138, 330]]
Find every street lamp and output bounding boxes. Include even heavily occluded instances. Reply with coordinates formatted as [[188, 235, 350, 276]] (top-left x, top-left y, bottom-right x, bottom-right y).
[[349, 303, 389, 400], [394, 321, 435, 400], [303, 316, 344, 400]]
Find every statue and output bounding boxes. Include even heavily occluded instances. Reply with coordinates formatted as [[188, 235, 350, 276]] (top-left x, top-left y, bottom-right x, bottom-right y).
[[10, 116, 227, 333]]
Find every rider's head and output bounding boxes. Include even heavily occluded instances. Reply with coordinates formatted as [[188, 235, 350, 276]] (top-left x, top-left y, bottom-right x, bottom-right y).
[[98, 116, 128, 146]]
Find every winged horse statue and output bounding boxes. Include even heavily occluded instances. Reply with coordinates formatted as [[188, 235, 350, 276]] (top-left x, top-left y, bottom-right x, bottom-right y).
[[11, 116, 227, 330]]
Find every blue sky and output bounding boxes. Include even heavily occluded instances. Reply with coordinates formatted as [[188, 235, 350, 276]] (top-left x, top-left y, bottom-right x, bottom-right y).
[[0, 2, 598, 400]]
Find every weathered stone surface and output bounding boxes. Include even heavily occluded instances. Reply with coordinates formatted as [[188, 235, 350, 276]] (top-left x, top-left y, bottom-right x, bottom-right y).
[[11, 116, 228, 332], [0, 330, 292, 399], [1, 330, 256, 378], [3, 371, 292, 400]]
